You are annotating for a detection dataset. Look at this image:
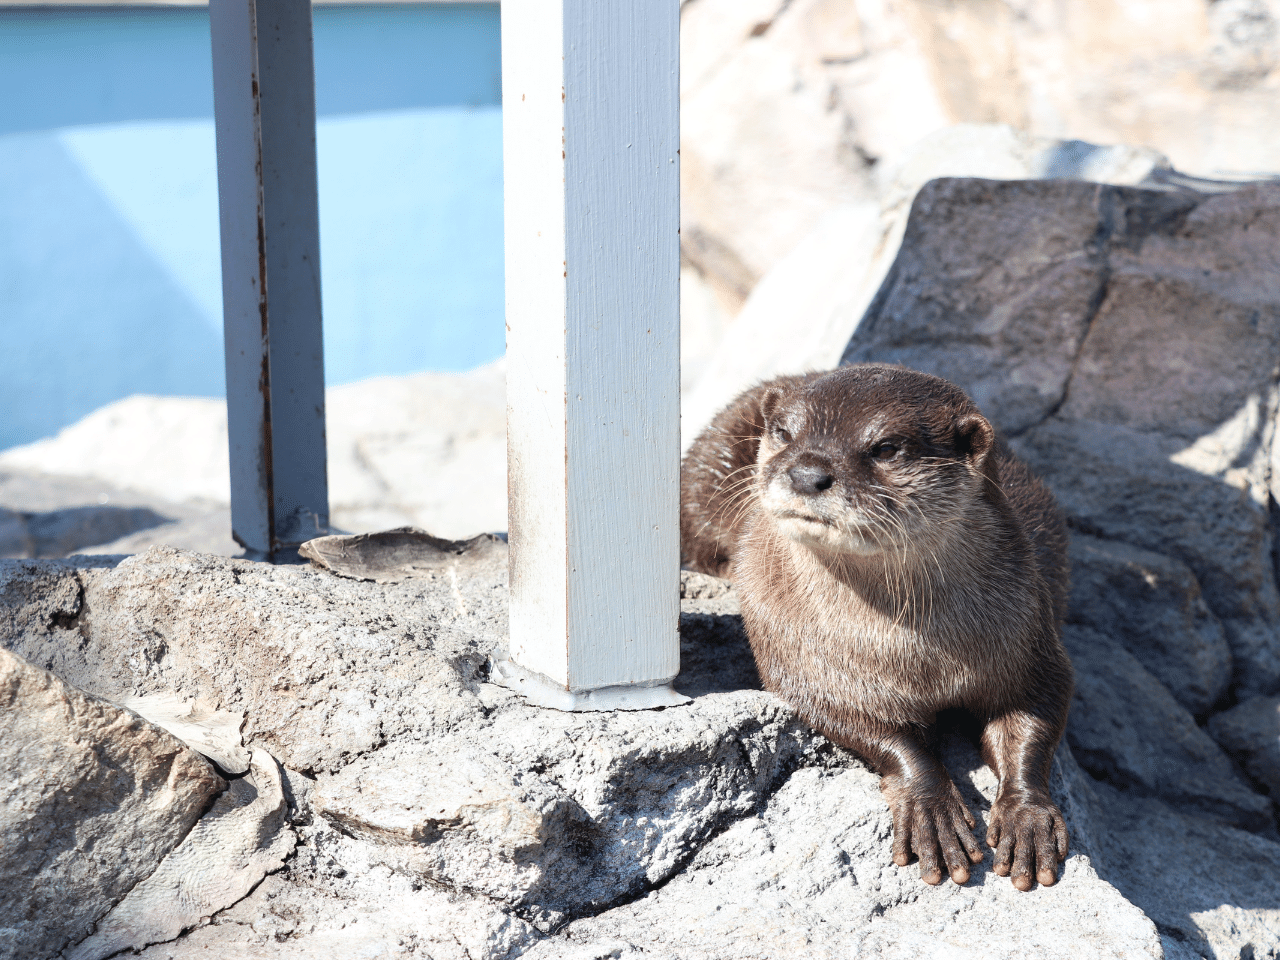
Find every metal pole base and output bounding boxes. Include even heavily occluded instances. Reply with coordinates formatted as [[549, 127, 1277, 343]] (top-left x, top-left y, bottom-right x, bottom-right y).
[[490, 658, 689, 712]]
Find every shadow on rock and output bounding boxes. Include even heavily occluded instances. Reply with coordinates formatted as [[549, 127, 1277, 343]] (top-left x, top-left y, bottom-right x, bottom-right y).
[[1, 504, 175, 559], [675, 570, 762, 697]]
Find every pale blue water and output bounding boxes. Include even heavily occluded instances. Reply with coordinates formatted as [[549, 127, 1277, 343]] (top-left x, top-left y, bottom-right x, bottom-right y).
[[0, 5, 503, 450]]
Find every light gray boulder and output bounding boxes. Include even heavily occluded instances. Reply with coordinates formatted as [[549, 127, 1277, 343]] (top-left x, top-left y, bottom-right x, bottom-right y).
[[1067, 533, 1233, 716], [0, 551, 1177, 958], [1063, 626, 1273, 832], [311, 689, 820, 922], [0, 646, 225, 960], [0, 546, 507, 776], [66, 749, 295, 960], [521, 740, 1162, 960], [1208, 695, 1280, 799]]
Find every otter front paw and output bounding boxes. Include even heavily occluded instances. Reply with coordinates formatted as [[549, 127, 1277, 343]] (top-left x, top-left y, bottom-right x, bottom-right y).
[[987, 794, 1068, 890], [885, 778, 985, 885]]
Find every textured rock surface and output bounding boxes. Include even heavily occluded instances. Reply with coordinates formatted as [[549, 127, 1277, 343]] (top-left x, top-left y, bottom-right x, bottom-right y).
[[520, 744, 1160, 960], [1, 547, 506, 776], [1016, 418, 1280, 698], [311, 691, 819, 918], [1067, 533, 1232, 716], [681, 125, 1179, 448], [1088, 781, 1280, 960], [66, 750, 295, 960], [0, 646, 225, 960], [2, 554, 1173, 959], [1063, 626, 1273, 831], [1209, 695, 1280, 799]]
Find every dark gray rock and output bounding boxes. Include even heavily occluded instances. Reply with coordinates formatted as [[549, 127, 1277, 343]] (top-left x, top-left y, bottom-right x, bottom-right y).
[[1067, 533, 1233, 716], [1087, 778, 1280, 960], [1208, 695, 1280, 799], [0, 508, 30, 558], [843, 178, 1195, 434], [0, 647, 225, 960], [1063, 626, 1273, 832], [1016, 419, 1280, 699], [846, 177, 1280, 699]]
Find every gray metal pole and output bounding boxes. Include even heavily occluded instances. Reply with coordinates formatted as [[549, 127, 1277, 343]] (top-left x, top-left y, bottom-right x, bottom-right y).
[[210, 0, 329, 561]]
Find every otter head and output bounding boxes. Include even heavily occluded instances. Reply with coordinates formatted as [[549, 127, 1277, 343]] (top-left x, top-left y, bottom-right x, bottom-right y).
[[756, 365, 997, 559]]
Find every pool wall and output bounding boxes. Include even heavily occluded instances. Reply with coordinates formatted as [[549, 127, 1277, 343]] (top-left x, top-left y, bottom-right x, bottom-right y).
[[0, 4, 503, 449]]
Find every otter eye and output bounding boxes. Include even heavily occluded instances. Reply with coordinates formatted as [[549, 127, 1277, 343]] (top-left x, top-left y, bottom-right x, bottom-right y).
[[871, 441, 899, 461], [772, 424, 792, 445]]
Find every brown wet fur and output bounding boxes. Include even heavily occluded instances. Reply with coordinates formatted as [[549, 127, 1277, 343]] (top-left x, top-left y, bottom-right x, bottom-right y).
[[681, 365, 1074, 890]]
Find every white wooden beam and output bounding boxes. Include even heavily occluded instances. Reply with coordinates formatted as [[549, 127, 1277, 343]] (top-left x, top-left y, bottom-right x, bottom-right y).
[[496, 0, 684, 710], [211, 0, 329, 560]]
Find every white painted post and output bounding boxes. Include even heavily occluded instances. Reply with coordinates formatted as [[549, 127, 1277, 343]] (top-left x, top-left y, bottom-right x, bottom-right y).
[[210, 0, 329, 561], [495, 0, 685, 710]]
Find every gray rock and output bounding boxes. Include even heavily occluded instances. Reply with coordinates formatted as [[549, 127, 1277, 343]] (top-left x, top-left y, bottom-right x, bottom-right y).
[[311, 691, 819, 919], [2, 550, 1175, 957], [1209, 695, 1280, 799], [1087, 779, 1280, 960], [0, 508, 30, 558], [844, 177, 1117, 433], [679, 125, 1182, 449], [521, 740, 1162, 960], [1056, 183, 1280, 445], [1063, 626, 1273, 832], [846, 178, 1280, 441], [845, 177, 1280, 699], [0, 646, 225, 960], [128, 869, 540, 960], [1067, 533, 1233, 716], [1016, 419, 1280, 699], [66, 749, 295, 960], [111, 691, 252, 775], [0, 547, 507, 776]]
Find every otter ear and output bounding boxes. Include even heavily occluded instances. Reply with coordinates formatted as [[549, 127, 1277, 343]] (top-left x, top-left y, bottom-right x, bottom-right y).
[[760, 386, 786, 426], [955, 413, 994, 462]]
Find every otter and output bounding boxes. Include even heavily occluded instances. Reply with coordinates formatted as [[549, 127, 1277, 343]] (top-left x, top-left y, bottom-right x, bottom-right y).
[[681, 365, 1074, 891]]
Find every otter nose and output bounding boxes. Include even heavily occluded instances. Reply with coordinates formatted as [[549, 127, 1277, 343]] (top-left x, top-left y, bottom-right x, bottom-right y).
[[788, 464, 834, 495]]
